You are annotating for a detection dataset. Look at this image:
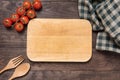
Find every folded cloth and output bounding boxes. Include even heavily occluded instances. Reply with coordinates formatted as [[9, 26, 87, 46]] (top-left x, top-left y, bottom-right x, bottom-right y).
[[78, 0, 120, 53]]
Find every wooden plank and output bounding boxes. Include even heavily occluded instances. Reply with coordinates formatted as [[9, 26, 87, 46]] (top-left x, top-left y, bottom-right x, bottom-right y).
[[0, 29, 26, 48], [38, 1, 79, 18], [0, 70, 120, 80]]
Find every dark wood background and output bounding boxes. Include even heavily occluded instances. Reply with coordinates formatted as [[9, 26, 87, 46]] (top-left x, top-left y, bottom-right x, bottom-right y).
[[0, 0, 120, 80]]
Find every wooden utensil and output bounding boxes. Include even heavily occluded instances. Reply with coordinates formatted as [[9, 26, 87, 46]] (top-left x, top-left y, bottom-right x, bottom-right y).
[[27, 19, 92, 62], [8, 63, 30, 80], [0, 55, 24, 74]]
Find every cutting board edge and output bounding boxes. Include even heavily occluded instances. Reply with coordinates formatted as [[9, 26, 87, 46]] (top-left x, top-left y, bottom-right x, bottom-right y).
[[26, 51, 92, 62], [28, 18, 92, 26]]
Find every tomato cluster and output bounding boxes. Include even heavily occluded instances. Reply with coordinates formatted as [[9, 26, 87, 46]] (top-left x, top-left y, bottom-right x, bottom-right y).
[[3, 0, 42, 32]]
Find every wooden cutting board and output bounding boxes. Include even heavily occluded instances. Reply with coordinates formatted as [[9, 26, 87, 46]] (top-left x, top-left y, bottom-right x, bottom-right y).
[[27, 18, 92, 62]]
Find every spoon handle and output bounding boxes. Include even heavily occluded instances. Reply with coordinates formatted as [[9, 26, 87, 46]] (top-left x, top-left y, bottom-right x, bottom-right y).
[[8, 78, 12, 80], [8, 77, 14, 80]]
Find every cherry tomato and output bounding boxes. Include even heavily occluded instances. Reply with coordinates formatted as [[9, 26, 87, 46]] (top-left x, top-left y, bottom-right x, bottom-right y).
[[33, 1, 42, 10], [16, 7, 26, 16], [23, 0, 31, 9], [10, 13, 19, 23], [14, 22, 24, 32], [20, 16, 29, 24], [3, 18, 13, 28], [33, 0, 40, 2], [27, 10, 36, 19]]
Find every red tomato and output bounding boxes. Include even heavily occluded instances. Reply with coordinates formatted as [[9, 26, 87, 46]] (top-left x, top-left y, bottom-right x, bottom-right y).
[[27, 10, 36, 19], [33, 0, 40, 2], [20, 16, 29, 24], [3, 18, 13, 28], [10, 13, 19, 23], [16, 7, 26, 16], [14, 22, 24, 32], [33, 1, 42, 10], [23, 0, 31, 9]]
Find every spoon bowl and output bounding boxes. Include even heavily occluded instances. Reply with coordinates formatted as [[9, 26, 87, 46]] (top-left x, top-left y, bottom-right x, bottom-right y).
[[8, 63, 30, 80]]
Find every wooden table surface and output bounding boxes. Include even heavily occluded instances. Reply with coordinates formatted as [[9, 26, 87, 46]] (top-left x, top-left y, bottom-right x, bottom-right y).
[[0, 0, 120, 80]]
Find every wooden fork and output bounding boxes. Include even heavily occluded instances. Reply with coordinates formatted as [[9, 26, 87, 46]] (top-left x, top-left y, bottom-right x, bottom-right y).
[[0, 55, 24, 74]]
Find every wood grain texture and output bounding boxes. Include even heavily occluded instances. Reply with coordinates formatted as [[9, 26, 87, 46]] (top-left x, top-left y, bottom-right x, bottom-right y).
[[0, 0, 120, 80], [27, 19, 92, 62], [0, 71, 120, 80]]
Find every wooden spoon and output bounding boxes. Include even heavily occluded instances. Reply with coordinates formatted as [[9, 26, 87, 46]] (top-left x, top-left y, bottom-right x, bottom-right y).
[[8, 63, 30, 80]]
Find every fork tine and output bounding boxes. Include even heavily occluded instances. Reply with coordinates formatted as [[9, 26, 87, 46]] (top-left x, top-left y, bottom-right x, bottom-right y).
[[13, 56, 24, 64], [12, 55, 22, 62], [12, 56, 23, 63], [14, 59, 24, 67], [0, 55, 24, 74]]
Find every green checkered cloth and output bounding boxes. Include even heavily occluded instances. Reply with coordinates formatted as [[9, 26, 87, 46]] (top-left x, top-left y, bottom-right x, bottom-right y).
[[78, 0, 120, 53]]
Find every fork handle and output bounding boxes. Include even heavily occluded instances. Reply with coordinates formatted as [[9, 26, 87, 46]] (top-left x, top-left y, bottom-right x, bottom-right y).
[[0, 67, 8, 74], [0, 68, 6, 74]]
